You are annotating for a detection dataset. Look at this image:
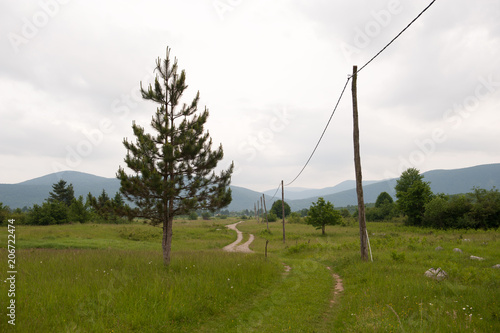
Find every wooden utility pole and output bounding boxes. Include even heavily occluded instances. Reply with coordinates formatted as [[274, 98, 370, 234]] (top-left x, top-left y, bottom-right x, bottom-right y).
[[281, 180, 286, 243], [257, 200, 260, 223], [262, 194, 269, 232], [352, 65, 369, 261], [260, 194, 264, 223], [254, 202, 257, 221]]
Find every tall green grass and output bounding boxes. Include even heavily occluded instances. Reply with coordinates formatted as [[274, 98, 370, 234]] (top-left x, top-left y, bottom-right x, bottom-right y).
[[0, 219, 498, 332], [238, 220, 500, 332], [0, 249, 280, 332]]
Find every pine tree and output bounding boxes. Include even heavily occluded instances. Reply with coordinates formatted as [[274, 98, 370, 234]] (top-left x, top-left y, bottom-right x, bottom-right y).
[[48, 180, 75, 206], [117, 47, 233, 266]]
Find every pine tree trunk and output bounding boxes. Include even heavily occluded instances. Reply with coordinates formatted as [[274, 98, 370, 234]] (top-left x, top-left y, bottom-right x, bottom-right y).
[[322, 225, 325, 235], [162, 216, 174, 266]]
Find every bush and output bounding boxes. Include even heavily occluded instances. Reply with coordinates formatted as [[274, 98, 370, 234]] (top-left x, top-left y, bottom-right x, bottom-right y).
[[469, 187, 500, 229], [339, 208, 351, 218], [423, 188, 500, 229], [288, 212, 303, 224], [267, 212, 278, 222], [28, 201, 68, 225], [188, 211, 198, 220]]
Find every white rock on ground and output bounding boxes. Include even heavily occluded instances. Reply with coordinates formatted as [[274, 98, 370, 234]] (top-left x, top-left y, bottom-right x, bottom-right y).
[[424, 267, 448, 281], [470, 255, 484, 261], [492, 264, 500, 269], [453, 248, 463, 253]]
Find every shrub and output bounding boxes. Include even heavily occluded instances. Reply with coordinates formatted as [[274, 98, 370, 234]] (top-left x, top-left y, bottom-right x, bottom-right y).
[[423, 189, 500, 229], [28, 201, 68, 225], [288, 212, 303, 224], [267, 212, 278, 222]]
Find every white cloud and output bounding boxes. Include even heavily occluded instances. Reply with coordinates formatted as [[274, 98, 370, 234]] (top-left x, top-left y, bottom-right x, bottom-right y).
[[1, 0, 499, 191]]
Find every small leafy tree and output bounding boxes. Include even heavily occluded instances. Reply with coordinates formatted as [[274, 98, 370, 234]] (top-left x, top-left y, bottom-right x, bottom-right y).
[[395, 168, 433, 226], [117, 47, 233, 266], [307, 197, 342, 235], [270, 200, 291, 219]]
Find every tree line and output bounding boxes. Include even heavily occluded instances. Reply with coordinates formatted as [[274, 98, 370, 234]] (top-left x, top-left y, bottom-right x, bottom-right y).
[[394, 168, 499, 229], [0, 180, 135, 225], [254, 167, 499, 232]]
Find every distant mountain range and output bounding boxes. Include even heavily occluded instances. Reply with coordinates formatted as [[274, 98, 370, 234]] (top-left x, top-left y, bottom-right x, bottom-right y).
[[1, 163, 499, 212], [263, 180, 379, 200], [285, 163, 500, 210]]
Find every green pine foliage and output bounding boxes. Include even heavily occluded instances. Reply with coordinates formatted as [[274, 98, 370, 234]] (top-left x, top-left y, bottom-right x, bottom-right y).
[[0, 202, 9, 225], [48, 179, 75, 206], [86, 190, 132, 223], [68, 196, 89, 223], [116, 47, 233, 265]]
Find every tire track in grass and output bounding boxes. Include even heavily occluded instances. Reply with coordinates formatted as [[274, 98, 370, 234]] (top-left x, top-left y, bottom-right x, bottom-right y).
[[223, 221, 254, 253]]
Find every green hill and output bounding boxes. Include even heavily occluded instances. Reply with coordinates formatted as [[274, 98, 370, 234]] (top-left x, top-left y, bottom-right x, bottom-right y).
[[1, 163, 499, 211]]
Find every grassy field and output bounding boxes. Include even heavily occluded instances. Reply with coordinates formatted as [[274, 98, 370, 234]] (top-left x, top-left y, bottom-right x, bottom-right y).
[[1, 218, 499, 332]]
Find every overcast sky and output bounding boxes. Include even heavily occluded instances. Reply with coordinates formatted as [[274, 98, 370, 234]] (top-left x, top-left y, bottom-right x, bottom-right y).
[[1, 0, 499, 192]]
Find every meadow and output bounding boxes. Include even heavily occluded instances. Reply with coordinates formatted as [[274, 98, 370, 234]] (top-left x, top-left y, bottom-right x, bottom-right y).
[[0, 217, 499, 332]]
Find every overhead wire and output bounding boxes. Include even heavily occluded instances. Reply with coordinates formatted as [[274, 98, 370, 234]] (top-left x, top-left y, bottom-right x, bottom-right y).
[[357, 0, 438, 74], [268, 181, 282, 202], [284, 77, 351, 187], [282, 0, 438, 188]]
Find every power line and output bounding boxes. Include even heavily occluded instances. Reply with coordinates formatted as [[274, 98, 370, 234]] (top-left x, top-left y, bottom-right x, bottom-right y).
[[284, 76, 351, 187], [269, 181, 282, 202], [281, 0, 437, 188], [357, 0, 438, 74]]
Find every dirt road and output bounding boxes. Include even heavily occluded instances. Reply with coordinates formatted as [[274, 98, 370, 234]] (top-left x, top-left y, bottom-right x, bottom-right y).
[[223, 221, 254, 253]]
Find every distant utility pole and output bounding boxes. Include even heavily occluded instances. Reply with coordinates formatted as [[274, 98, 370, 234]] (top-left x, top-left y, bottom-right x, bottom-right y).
[[260, 196, 264, 224], [257, 200, 260, 223], [351, 65, 369, 261], [282, 180, 286, 243], [262, 194, 269, 232], [254, 202, 257, 221]]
